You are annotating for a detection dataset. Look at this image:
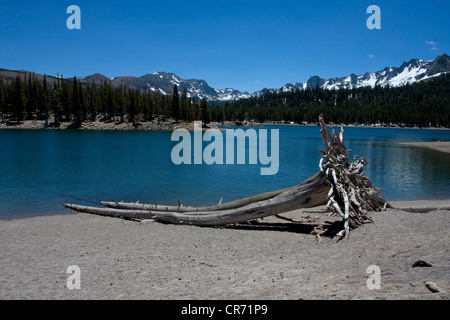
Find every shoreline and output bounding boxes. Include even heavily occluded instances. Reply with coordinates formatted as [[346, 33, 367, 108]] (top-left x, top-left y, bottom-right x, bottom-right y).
[[263, 122, 450, 131], [1, 199, 448, 300], [1, 119, 449, 131], [399, 141, 450, 154], [0, 119, 196, 131]]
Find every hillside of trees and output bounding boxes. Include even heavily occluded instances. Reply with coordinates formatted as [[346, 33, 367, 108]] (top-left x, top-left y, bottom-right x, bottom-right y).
[[1, 72, 449, 127], [211, 73, 450, 127], [0, 73, 209, 126]]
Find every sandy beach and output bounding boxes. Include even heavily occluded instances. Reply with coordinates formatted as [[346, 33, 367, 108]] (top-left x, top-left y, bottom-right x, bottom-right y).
[[400, 141, 450, 154], [0, 200, 448, 300]]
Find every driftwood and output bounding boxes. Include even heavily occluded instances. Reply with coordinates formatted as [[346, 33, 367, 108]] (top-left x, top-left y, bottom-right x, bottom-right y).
[[65, 114, 389, 239], [65, 172, 329, 225], [317, 115, 390, 238]]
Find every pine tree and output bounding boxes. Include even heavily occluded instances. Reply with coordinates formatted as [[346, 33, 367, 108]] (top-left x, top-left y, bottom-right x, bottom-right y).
[[79, 82, 87, 122], [153, 91, 160, 115], [106, 82, 115, 120], [34, 75, 43, 120], [117, 85, 125, 122], [128, 87, 137, 124], [72, 76, 82, 123], [12, 75, 27, 123], [200, 98, 210, 126], [180, 89, 190, 121], [41, 74, 49, 126], [51, 80, 63, 124], [61, 76, 71, 122], [89, 81, 98, 122], [0, 78, 4, 122], [146, 91, 155, 120], [172, 84, 180, 121], [25, 73, 34, 120], [193, 95, 200, 120]]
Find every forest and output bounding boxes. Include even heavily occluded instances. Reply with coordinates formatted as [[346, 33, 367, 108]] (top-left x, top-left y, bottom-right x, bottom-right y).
[[210, 73, 450, 127], [0, 73, 209, 126], [1, 71, 449, 127]]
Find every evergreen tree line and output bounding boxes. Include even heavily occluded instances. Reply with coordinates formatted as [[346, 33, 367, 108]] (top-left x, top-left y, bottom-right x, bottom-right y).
[[0, 74, 211, 125], [2, 72, 449, 127], [209, 73, 450, 127]]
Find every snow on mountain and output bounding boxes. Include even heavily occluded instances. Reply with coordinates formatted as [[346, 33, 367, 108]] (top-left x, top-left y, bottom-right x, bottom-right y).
[[141, 72, 252, 101], [75, 71, 250, 101], [280, 54, 450, 92], [282, 82, 307, 92], [139, 72, 252, 101]]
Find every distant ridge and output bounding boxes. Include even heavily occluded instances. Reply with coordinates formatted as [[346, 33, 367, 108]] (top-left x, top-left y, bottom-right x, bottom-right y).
[[1, 54, 449, 101], [76, 71, 252, 102]]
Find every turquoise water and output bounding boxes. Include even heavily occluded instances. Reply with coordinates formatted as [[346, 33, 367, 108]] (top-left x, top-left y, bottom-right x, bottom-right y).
[[0, 126, 449, 219]]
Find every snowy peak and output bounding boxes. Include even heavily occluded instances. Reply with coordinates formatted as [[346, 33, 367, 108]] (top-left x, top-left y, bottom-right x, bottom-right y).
[[292, 54, 450, 91], [135, 71, 252, 101], [79, 71, 251, 101], [149, 72, 252, 101]]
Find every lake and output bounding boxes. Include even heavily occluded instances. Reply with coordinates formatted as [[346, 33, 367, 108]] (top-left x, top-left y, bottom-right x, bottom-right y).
[[0, 125, 449, 219]]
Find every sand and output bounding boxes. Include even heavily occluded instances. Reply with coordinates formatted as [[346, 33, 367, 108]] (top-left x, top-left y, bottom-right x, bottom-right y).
[[400, 141, 450, 154], [0, 200, 449, 300]]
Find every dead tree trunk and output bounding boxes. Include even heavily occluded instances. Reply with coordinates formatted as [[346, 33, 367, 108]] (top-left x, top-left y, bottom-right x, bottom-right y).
[[64, 114, 389, 239], [65, 172, 330, 225], [100, 184, 298, 213]]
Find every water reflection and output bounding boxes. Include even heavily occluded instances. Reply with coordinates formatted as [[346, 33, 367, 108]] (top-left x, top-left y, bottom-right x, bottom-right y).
[[346, 134, 450, 200]]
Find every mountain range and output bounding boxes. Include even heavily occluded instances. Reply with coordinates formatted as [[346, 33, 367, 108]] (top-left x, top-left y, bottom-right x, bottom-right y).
[[1, 54, 449, 102], [78, 72, 254, 102], [279, 53, 450, 93]]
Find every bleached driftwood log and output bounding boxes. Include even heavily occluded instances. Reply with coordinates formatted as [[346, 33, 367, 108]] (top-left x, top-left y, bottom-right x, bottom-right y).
[[65, 172, 330, 225], [100, 184, 297, 213], [65, 115, 389, 239]]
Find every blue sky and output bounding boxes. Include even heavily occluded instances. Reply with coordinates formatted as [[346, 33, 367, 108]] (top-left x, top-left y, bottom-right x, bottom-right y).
[[0, 0, 448, 93]]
